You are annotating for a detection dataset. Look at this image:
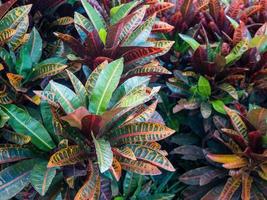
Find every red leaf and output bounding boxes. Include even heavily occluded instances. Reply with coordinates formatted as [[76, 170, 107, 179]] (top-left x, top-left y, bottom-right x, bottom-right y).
[[81, 114, 102, 137], [0, 0, 17, 19]]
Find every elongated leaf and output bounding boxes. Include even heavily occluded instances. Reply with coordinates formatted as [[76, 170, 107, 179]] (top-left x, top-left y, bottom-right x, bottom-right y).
[[127, 144, 175, 171], [66, 70, 88, 107], [74, 12, 94, 41], [179, 166, 225, 186], [109, 76, 150, 108], [122, 14, 156, 46], [224, 106, 247, 138], [111, 1, 139, 25], [30, 61, 67, 81], [92, 133, 113, 173], [179, 34, 200, 51], [241, 173, 253, 200], [89, 58, 123, 115], [247, 108, 267, 134], [30, 160, 57, 196], [218, 83, 238, 100], [123, 61, 171, 79], [123, 171, 142, 197], [209, 0, 221, 20], [50, 81, 81, 114], [146, 2, 174, 16], [198, 76, 211, 97], [0, 109, 9, 128], [50, 17, 73, 27], [110, 122, 175, 145], [152, 21, 174, 33], [0, 147, 34, 164], [0, 104, 55, 151], [74, 161, 99, 200], [81, 0, 106, 32], [181, 0, 194, 18], [219, 176, 241, 199], [8, 16, 29, 50], [112, 147, 137, 160], [0, 159, 36, 200], [119, 6, 147, 42], [0, 28, 16, 45], [47, 145, 86, 168], [0, 4, 32, 30], [225, 40, 249, 64], [110, 157, 122, 181], [2, 130, 31, 145], [117, 156, 162, 175]]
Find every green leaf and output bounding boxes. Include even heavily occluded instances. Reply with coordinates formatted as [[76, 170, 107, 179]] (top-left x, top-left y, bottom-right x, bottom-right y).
[[50, 81, 81, 114], [211, 100, 226, 114], [91, 132, 113, 173], [74, 12, 94, 41], [30, 160, 57, 196], [249, 35, 267, 53], [2, 131, 31, 145], [0, 104, 56, 151], [110, 1, 139, 25], [80, 0, 106, 32], [66, 70, 88, 107], [197, 76, 211, 97], [99, 28, 107, 45], [0, 108, 9, 128], [0, 159, 36, 200], [109, 76, 150, 108], [179, 33, 200, 51], [0, 4, 32, 30], [24, 27, 43, 64], [122, 14, 156, 46], [226, 15, 239, 29], [89, 58, 124, 115], [15, 44, 32, 77]]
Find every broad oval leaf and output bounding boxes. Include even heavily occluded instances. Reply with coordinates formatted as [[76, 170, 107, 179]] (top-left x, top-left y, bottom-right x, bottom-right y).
[[0, 104, 55, 151]]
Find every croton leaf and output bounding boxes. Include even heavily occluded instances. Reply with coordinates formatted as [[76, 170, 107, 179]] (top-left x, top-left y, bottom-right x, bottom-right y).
[[110, 122, 175, 145], [80, 0, 106, 32], [113, 146, 137, 160], [0, 28, 16, 45], [241, 173, 253, 200], [127, 144, 175, 171], [30, 160, 57, 196], [224, 106, 248, 138], [50, 81, 81, 114], [47, 145, 86, 168], [66, 70, 88, 107], [110, 157, 122, 181], [0, 4, 32, 30], [0, 0, 17, 19], [89, 58, 123, 115], [24, 27, 42, 64], [0, 147, 34, 164], [1, 130, 31, 145], [179, 166, 226, 186], [74, 161, 99, 200], [198, 76, 211, 97], [247, 108, 267, 134], [116, 156, 162, 175], [0, 108, 9, 128], [92, 132, 113, 173], [0, 104, 56, 151], [0, 159, 37, 200], [219, 176, 241, 199], [110, 0, 139, 25], [179, 34, 200, 51]]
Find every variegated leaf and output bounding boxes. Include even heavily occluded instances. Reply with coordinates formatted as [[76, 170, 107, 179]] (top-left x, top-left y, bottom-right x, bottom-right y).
[[47, 145, 86, 168], [219, 176, 241, 199], [116, 156, 162, 175], [110, 122, 175, 144]]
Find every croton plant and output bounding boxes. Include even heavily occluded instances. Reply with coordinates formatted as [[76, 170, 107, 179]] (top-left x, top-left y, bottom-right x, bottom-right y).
[[0, 0, 266, 200]]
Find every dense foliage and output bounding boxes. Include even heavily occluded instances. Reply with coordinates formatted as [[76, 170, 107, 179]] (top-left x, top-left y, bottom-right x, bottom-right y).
[[0, 0, 266, 199]]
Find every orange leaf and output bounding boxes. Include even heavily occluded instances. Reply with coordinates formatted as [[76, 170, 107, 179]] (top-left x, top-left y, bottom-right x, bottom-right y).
[[110, 157, 122, 181], [219, 176, 241, 199], [207, 153, 245, 164], [241, 173, 253, 200]]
